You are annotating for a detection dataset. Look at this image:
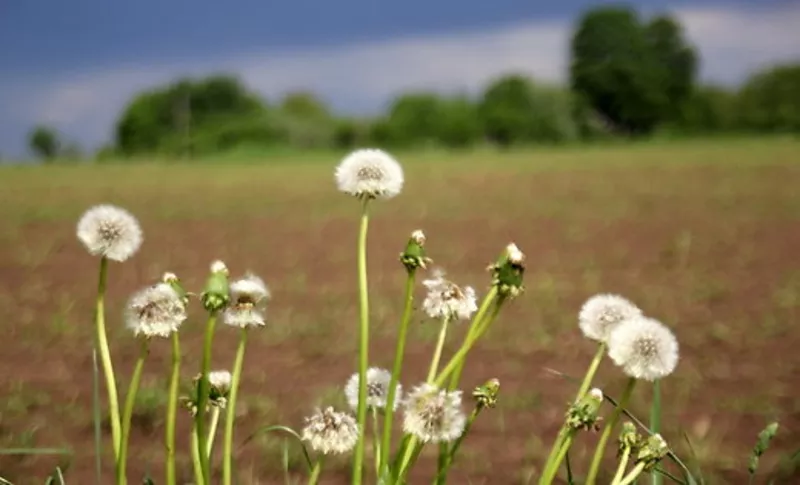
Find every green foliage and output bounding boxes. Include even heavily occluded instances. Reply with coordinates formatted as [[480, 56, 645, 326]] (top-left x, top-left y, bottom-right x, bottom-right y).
[[28, 125, 61, 161], [675, 86, 738, 134], [645, 15, 698, 123], [737, 64, 800, 133]]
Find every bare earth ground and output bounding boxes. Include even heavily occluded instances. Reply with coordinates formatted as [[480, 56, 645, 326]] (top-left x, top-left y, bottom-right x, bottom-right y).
[[0, 139, 799, 484]]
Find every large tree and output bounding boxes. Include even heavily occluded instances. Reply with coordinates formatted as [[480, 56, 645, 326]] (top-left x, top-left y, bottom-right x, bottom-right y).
[[737, 64, 800, 133], [645, 15, 698, 122], [28, 125, 61, 161]]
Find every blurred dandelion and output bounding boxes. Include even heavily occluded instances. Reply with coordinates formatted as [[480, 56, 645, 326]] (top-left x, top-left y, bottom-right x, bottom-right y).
[[302, 407, 360, 455], [334, 148, 404, 199], [579, 294, 643, 343], [76, 204, 142, 262], [402, 383, 466, 444], [125, 283, 187, 339], [608, 316, 679, 381], [422, 269, 478, 321], [222, 273, 270, 328], [345, 367, 402, 412]]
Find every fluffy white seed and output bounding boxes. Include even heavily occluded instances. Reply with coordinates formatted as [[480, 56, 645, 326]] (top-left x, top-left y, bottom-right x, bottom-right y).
[[607, 316, 679, 381], [76, 204, 143, 262], [222, 273, 270, 328], [334, 148, 404, 199], [579, 294, 643, 343], [422, 269, 478, 321], [402, 383, 466, 443], [344, 367, 402, 412], [301, 407, 360, 455], [125, 283, 187, 338]]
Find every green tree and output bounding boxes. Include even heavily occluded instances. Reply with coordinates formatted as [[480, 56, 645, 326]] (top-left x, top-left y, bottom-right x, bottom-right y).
[[385, 92, 443, 146], [737, 64, 800, 133], [570, 6, 667, 135], [645, 15, 698, 122], [276, 91, 336, 148], [28, 125, 61, 161], [676, 85, 738, 134], [435, 95, 482, 148]]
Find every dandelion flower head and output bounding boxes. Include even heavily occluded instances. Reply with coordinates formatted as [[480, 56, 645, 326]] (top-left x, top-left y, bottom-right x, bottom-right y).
[[301, 407, 360, 455], [344, 367, 402, 412], [76, 204, 143, 262], [222, 273, 270, 328], [422, 269, 478, 321], [334, 148, 404, 199], [125, 283, 187, 338], [402, 383, 466, 443], [608, 316, 679, 381], [579, 294, 643, 343]]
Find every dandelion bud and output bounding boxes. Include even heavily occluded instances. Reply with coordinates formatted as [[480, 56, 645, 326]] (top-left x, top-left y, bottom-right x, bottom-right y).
[[749, 421, 779, 474], [618, 421, 641, 452], [399, 229, 433, 272], [472, 378, 500, 410], [487, 242, 526, 298], [201, 260, 230, 313], [566, 386, 604, 432], [162, 272, 189, 305], [635, 433, 669, 472]]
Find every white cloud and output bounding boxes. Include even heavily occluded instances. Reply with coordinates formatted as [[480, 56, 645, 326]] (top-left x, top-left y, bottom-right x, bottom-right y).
[[3, 2, 799, 155]]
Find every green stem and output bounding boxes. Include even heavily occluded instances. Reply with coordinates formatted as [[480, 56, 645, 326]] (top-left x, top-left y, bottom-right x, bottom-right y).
[[190, 426, 204, 485], [195, 313, 218, 485], [352, 197, 371, 485], [434, 406, 481, 484], [446, 288, 497, 391], [206, 407, 221, 457], [611, 446, 632, 485], [115, 339, 149, 485], [165, 333, 181, 485], [395, 436, 420, 483], [541, 434, 575, 485], [540, 342, 607, 484], [379, 270, 417, 472], [586, 378, 638, 485], [308, 459, 323, 485], [95, 256, 122, 460], [619, 462, 646, 485], [426, 316, 451, 383], [371, 408, 381, 480], [650, 379, 663, 485], [223, 328, 248, 485], [432, 298, 504, 388]]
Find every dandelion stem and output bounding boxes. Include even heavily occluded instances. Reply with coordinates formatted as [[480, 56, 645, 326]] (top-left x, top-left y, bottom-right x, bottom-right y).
[[395, 436, 420, 483], [540, 342, 606, 484], [611, 445, 632, 485], [95, 256, 122, 460], [308, 458, 324, 485], [206, 407, 221, 458], [352, 197, 371, 485], [433, 298, 503, 388], [618, 462, 646, 485], [427, 316, 451, 383], [434, 405, 481, 484], [223, 328, 248, 485], [650, 379, 663, 485], [115, 338, 149, 485], [586, 377, 638, 485], [165, 332, 181, 485], [190, 425, 204, 485], [447, 287, 497, 390], [371, 408, 381, 480], [541, 433, 575, 485], [195, 313, 218, 485], [380, 270, 417, 471]]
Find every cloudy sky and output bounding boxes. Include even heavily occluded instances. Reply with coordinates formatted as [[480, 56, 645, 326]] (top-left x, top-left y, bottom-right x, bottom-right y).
[[1, 0, 798, 157]]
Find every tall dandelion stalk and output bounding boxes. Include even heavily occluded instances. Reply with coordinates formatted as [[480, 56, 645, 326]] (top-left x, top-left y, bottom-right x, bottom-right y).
[[221, 274, 271, 485], [77, 204, 143, 460], [117, 281, 187, 484], [162, 272, 188, 485], [334, 148, 403, 485]]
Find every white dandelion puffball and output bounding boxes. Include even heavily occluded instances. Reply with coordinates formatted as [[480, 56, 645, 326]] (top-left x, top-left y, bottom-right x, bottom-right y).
[[608, 316, 679, 381], [402, 383, 466, 443], [422, 269, 478, 321], [125, 283, 187, 338], [344, 367, 402, 412], [76, 204, 143, 262], [579, 294, 643, 343], [208, 370, 232, 393], [223, 273, 270, 328], [301, 407, 360, 455], [334, 148, 404, 199]]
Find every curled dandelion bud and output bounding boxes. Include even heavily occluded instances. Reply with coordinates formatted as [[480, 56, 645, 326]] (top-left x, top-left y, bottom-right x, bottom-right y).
[[76, 204, 143, 262], [635, 433, 669, 471], [487, 243, 526, 298], [334, 148, 404, 200], [422, 269, 478, 321], [402, 383, 466, 444], [344, 367, 401, 412], [162, 272, 189, 305], [201, 260, 230, 313], [566, 387, 604, 432], [619, 422, 641, 452], [301, 407, 360, 455], [400, 229, 433, 272], [222, 273, 270, 328], [608, 316, 679, 381], [472, 378, 500, 409], [125, 283, 187, 339], [579, 294, 643, 343]]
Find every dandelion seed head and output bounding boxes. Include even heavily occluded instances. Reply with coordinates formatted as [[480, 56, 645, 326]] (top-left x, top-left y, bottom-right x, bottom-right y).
[[301, 407, 360, 455], [411, 230, 426, 245], [422, 269, 478, 321], [402, 383, 466, 443], [608, 316, 679, 381], [209, 370, 231, 392], [579, 294, 643, 343], [125, 283, 187, 338], [76, 204, 142, 262], [222, 273, 270, 328], [334, 149, 404, 199], [210, 260, 228, 275], [344, 367, 402, 412]]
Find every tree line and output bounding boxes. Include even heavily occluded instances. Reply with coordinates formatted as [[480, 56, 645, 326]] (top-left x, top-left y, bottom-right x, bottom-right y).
[[28, 5, 800, 161]]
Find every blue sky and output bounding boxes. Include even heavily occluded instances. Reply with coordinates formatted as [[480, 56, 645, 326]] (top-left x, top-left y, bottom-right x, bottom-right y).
[[1, 0, 798, 157]]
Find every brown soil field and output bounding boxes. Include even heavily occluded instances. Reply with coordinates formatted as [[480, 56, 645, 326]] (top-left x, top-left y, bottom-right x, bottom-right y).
[[1, 139, 799, 484]]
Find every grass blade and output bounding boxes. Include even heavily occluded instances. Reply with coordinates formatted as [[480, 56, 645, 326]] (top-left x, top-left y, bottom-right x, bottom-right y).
[[0, 448, 71, 456], [0, 477, 13, 485]]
